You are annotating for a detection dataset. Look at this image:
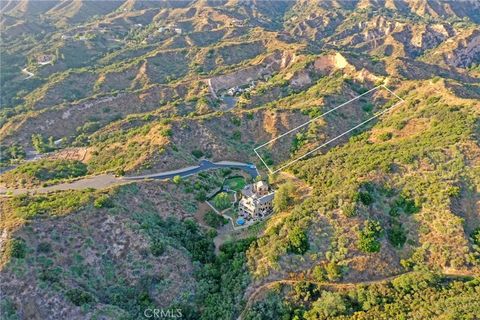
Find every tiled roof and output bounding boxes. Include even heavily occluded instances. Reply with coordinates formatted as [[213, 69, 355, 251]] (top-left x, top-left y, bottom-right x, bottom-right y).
[[257, 193, 274, 204]]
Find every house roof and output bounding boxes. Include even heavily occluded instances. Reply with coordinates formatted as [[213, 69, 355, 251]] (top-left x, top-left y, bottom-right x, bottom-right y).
[[241, 184, 254, 197], [255, 181, 267, 188], [241, 182, 274, 203], [257, 193, 274, 204]]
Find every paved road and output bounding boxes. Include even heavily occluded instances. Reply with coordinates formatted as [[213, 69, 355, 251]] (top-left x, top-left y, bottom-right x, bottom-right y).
[[124, 160, 258, 180], [0, 160, 258, 195]]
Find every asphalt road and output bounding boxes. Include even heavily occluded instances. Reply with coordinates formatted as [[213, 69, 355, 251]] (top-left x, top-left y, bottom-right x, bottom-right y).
[[0, 160, 259, 195], [125, 160, 258, 180]]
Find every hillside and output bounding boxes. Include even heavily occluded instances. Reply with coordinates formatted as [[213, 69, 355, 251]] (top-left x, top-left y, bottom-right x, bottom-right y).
[[1, 1, 479, 319]]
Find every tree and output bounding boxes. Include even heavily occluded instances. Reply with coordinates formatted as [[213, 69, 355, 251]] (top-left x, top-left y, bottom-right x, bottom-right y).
[[355, 191, 374, 206], [8, 143, 26, 160], [191, 149, 204, 158], [304, 291, 347, 319], [150, 240, 166, 256], [32, 134, 47, 153], [173, 175, 182, 184], [312, 265, 326, 282], [48, 136, 55, 149], [358, 220, 382, 253], [387, 222, 407, 248], [213, 192, 230, 210], [471, 228, 480, 246], [66, 288, 94, 306], [273, 182, 295, 213], [31, 133, 55, 153], [0, 143, 26, 163], [325, 261, 342, 281], [287, 226, 309, 254], [7, 238, 27, 259], [204, 211, 228, 228], [391, 271, 438, 293]]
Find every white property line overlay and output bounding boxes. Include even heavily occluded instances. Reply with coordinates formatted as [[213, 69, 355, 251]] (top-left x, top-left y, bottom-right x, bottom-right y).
[[254, 85, 405, 173]]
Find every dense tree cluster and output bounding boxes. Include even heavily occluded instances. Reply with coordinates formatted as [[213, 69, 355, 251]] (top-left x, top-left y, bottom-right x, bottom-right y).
[[287, 226, 309, 254], [357, 220, 383, 253], [213, 192, 231, 210], [204, 210, 228, 228]]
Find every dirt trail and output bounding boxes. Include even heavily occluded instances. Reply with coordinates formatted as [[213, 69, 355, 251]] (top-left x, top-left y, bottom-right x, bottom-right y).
[[237, 270, 478, 320]]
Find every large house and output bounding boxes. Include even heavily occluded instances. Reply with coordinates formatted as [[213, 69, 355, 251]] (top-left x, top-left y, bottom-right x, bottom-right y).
[[238, 181, 274, 220]]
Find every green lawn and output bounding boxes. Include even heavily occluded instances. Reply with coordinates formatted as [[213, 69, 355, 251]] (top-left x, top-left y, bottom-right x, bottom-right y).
[[224, 176, 246, 191]]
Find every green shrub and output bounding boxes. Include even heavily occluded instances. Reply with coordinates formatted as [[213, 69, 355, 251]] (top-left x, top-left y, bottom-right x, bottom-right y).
[[12, 190, 94, 219], [39, 267, 62, 283], [387, 223, 407, 248], [291, 132, 307, 154], [191, 149, 204, 158], [358, 234, 381, 253], [471, 228, 480, 246], [355, 191, 374, 206], [341, 202, 356, 217], [394, 196, 420, 215], [358, 220, 382, 253], [312, 265, 326, 282], [287, 226, 309, 254], [94, 195, 114, 208], [230, 116, 241, 126], [0, 159, 88, 186], [391, 272, 438, 293], [0, 143, 25, 163], [150, 240, 166, 256], [173, 175, 182, 184], [305, 291, 347, 318], [362, 103, 373, 112], [195, 190, 207, 201], [325, 261, 342, 281], [204, 210, 228, 228], [37, 242, 52, 253], [160, 128, 172, 137], [378, 132, 393, 141], [232, 130, 241, 141], [7, 238, 27, 259], [66, 288, 94, 306]]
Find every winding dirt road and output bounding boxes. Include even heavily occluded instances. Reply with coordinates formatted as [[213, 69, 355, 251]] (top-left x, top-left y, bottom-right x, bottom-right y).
[[237, 270, 477, 320]]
